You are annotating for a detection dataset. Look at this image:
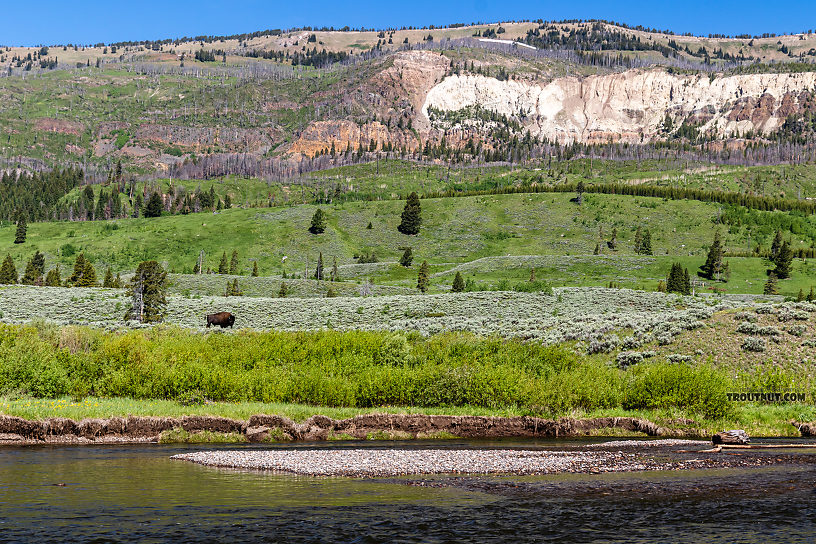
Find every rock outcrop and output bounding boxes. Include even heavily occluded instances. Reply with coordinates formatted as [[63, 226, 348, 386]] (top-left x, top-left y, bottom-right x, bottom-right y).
[[423, 70, 816, 144]]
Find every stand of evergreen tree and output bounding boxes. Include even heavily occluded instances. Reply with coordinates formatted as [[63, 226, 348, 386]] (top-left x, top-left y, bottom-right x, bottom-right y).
[[67, 253, 97, 287], [225, 279, 242, 296], [125, 261, 168, 323], [103, 267, 116, 288], [634, 226, 652, 255], [309, 209, 327, 234], [229, 250, 239, 274], [416, 260, 430, 292], [666, 263, 691, 294], [0, 255, 17, 284], [278, 282, 288, 297], [218, 252, 229, 274], [398, 192, 422, 235]]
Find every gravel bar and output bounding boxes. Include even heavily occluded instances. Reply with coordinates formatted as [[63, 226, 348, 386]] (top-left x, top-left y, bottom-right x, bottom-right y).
[[171, 448, 702, 477]]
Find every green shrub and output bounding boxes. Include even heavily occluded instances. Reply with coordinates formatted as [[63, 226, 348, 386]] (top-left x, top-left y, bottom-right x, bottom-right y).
[[623, 362, 733, 419]]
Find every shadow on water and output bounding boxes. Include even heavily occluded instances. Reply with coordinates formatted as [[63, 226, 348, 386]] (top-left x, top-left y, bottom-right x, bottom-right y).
[[1, 440, 815, 543]]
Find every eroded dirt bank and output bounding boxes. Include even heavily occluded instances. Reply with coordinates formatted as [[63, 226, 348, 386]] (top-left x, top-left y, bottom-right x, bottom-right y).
[[0, 413, 706, 445], [4, 413, 814, 445]]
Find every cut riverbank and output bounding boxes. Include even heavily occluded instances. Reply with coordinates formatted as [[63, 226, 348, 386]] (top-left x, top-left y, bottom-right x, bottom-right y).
[[3, 413, 816, 445]]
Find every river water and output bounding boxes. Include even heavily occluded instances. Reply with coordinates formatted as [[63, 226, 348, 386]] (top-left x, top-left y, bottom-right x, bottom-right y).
[[1, 440, 816, 543]]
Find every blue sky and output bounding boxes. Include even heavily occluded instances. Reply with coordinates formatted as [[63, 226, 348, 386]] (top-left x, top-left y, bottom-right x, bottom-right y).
[[1, 0, 813, 46]]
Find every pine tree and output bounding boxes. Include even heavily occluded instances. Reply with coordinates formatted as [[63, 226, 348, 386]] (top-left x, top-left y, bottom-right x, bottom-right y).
[[683, 267, 691, 295], [593, 243, 600, 255], [666, 263, 682, 293], [218, 252, 228, 274], [699, 230, 724, 280], [76, 260, 97, 287], [452, 271, 465, 292], [45, 265, 61, 287], [68, 253, 87, 285], [398, 192, 422, 235], [608, 228, 617, 250], [773, 240, 793, 280], [366, 222, 373, 229], [529, 268, 536, 282], [278, 282, 288, 297], [764, 273, 779, 295], [808, 286, 815, 302], [144, 191, 163, 218], [797, 288, 805, 302], [103, 267, 115, 288], [330, 257, 340, 282], [252, 261, 259, 277], [224, 194, 232, 209], [722, 261, 731, 283], [640, 228, 653, 255], [14, 214, 26, 244], [21, 254, 42, 285], [309, 208, 327, 234], [575, 180, 585, 205], [399, 247, 413, 267], [417, 260, 429, 292], [326, 286, 337, 297], [634, 226, 643, 253], [0, 254, 17, 284], [770, 229, 783, 257], [125, 261, 168, 323], [314, 252, 324, 280], [229, 250, 239, 274], [114, 273, 123, 288]]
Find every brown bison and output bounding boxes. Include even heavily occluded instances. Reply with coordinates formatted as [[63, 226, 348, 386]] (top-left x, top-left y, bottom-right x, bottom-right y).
[[206, 312, 235, 328]]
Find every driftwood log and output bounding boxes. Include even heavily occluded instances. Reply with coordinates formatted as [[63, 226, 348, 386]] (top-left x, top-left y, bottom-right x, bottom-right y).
[[712, 430, 750, 445]]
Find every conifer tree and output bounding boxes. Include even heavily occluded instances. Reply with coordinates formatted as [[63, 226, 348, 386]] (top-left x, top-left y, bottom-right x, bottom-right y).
[[229, 250, 239, 274], [103, 267, 115, 288], [452, 271, 465, 292], [529, 268, 536, 282], [21, 252, 44, 285], [764, 273, 779, 295], [797, 288, 805, 302], [416, 260, 429, 292], [218, 252, 228, 274], [76, 260, 97, 287], [399, 247, 413, 267], [575, 180, 585, 205], [309, 208, 327, 234], [326, 286, 337, 297], [278, 282, 288, 297], [45, 265, 61, 287], [608, 228, 617, 250], [683, 267, 691, 294], [772, 240, 793, 280], [224, 194, 232, 209], [0, 254, 17, 284], [398, 192, 422, 235], [770, 229, 783, 258], [252, 261, 259, 277], [144, 191, 163, 218], [808, 286, 815, 302], [314, 252, 324, 280], [125, 261, 168, 323], [699, 230, 724, 280], [114, 273, 123, 288], [634, 226, 643, 254], [14, 214, 26, 244], [640, 228, 653, 255], [68, 253, 87, 285]]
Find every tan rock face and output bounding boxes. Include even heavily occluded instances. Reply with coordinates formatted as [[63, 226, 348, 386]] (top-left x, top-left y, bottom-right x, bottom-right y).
[[422, 70, 816, 143]]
